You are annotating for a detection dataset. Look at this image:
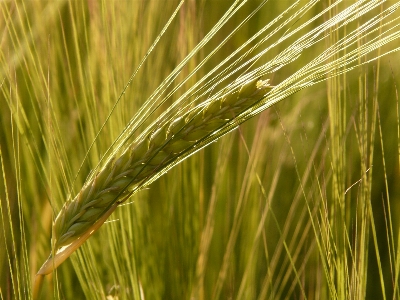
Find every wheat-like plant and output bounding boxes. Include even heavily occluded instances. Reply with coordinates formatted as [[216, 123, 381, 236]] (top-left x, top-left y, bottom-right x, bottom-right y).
[[36, 78, 274, 276], [35, 0, 400, 281], [0, 0, 397, 298]]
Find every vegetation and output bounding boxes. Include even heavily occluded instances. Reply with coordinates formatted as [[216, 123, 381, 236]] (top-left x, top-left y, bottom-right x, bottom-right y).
[[1, 0, 400, 299]]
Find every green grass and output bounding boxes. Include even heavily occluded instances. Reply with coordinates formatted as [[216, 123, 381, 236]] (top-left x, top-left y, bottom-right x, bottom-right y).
[[1, 0, 400, 299]]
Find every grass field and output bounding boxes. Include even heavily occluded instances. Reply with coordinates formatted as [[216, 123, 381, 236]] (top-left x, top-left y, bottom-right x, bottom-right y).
[[1, 1, 400, 299]]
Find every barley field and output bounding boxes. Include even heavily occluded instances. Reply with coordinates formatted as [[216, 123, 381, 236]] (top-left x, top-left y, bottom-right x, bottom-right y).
[[1, 1, 400, 299]]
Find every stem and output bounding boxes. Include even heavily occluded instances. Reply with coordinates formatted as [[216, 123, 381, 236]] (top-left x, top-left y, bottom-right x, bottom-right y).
[[33, 203, 119, 299]]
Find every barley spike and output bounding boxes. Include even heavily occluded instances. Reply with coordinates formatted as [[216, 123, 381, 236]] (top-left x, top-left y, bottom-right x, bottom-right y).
[[37, 78, 273, 275]]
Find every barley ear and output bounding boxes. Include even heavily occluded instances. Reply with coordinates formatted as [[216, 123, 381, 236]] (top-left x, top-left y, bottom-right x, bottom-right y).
[[35, 77, 273, 285]]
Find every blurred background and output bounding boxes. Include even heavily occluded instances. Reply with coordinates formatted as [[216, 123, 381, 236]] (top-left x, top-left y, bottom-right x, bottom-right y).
[[1, 1, 400, 299]]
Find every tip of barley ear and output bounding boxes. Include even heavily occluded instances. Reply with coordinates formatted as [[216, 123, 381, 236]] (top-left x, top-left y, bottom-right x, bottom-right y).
[[256, 78, 273, 90]]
